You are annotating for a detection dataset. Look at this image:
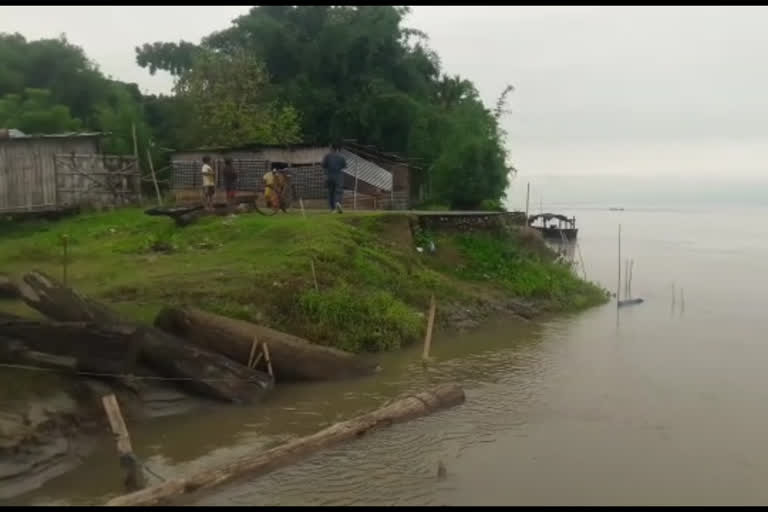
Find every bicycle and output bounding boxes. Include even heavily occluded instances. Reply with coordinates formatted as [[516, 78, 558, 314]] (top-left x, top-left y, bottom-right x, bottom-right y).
[[254, 171, 296, 216]]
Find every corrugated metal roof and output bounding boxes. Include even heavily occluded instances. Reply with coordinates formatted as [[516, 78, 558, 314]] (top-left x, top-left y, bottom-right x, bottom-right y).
[[341, 149, 393, 192], [1, 130, 105, 140]]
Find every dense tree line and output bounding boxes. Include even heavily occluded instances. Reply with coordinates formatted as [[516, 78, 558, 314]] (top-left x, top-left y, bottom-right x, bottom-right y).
[[0, 6, 514, 209]]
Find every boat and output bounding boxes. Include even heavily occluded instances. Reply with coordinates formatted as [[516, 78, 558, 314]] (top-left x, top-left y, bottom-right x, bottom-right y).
[[527, 213, 578, 241]]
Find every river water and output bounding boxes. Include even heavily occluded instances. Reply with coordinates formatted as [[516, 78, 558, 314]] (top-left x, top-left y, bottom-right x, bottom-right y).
[[14, 206, 768, 506]]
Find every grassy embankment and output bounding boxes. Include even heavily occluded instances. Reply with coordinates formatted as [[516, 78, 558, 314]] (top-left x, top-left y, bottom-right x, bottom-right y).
[[0, 208, 608, 353]]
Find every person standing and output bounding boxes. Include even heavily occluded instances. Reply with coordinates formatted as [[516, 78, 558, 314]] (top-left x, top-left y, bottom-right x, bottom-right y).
[[222, 157, 237, 209], [321, 143, 346, 213], [201, 155, 216, 211]]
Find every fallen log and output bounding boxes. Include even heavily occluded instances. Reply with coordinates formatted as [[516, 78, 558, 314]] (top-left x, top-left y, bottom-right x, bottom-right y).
[[154, 307, 380, 382], [133, 326, 273, 404], [0, 274, 19, 299], [0, 313, 140, 374], [18, 272, 274, 404], [106, 382, 465, 506], [18, 271, 119, 324]]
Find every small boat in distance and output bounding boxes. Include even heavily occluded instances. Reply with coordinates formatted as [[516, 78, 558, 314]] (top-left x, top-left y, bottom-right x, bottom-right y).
[[609, 207, 625, 211], [528, 213, 578, 241]]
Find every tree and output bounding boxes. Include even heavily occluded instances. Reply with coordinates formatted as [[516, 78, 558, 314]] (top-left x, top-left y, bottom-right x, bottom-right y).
[[173, 49, 301, 147], [0, 88, 82, 133]]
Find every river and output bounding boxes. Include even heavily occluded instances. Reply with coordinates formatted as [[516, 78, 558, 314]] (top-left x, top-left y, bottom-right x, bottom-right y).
[[12, 205, 768, 506]]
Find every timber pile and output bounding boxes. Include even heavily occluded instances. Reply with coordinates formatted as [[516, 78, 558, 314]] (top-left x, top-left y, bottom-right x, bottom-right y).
[[4, 271, 273, 403], [106, 383, 466, 506], [155, 307, 380, 382]]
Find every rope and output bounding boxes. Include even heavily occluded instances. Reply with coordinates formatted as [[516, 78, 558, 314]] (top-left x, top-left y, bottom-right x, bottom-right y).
[[0, 362, 266, 384]]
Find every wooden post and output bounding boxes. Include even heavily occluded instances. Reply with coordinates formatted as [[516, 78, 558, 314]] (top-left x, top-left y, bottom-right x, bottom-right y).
[[105, 383, 465, 506], [299, 198, 320, 292], [617, 224, 622, 306], [247, 336, 259, 369], [102, 394, 146, 492], [262, 342, 274, 378], [525, 182, 530, 223], [624, 259, 630, 299], [131, 123, 143, 205], [146, 148, 162, 206], [60, 234, 69, 286], [422, 295, 436, 362], [354, 159, 359, 210]]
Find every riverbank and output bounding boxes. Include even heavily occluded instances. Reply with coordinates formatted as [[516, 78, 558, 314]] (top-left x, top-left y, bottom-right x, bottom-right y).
[[0, 207, 606, 500]]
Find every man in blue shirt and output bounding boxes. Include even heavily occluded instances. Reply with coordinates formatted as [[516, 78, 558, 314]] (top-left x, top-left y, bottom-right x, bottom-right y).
[[321, 143, 346, 213]]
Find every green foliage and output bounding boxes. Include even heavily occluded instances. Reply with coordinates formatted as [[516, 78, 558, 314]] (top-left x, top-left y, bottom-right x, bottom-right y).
[[0, 210, 606, 352], [299, 285, 421, 352], [174, 49, 301, 147], [449, 232, 608, 310], [0, 88, 82, 133]]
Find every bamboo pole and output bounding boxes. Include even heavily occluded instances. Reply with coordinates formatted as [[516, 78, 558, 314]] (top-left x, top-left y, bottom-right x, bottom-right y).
[[299, 198, 319, 292], [525, 182, 530, 223], [262, 342, 274, 378], [247, 336, 259, 369], [624, 259, 630, 299], [617, 224, 621, 306], [131, 123, 143, 204], [106, 383, 466, 506], [146, 148, 162, 206], [628, 259, 634, 299], [422, 295, 437, 362], [102, 394, 145, 492]]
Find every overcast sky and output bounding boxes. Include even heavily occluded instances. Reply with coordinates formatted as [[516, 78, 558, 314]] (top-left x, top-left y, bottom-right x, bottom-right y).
[[1, 6, 766, 180]]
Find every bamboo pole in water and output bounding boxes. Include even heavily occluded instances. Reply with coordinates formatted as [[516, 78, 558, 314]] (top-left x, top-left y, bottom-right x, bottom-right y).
[[422, 295, 437, 362], [617, 224, 622, 306], [106, 383, 466, 506]]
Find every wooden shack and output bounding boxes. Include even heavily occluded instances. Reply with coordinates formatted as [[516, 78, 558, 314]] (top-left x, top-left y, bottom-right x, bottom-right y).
[[169, 143, 413, 210], [0, 131, 140, 215]]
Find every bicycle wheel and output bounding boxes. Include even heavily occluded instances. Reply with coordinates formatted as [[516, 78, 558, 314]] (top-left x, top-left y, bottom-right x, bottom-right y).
[[254, 193, 278, 216]]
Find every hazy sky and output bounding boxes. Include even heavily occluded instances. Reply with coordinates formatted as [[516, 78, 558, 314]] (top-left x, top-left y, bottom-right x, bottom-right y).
[[1, 6, 767, 179]]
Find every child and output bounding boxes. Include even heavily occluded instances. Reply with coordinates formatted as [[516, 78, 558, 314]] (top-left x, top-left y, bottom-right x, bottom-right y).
[[201, 155, 215, 211]]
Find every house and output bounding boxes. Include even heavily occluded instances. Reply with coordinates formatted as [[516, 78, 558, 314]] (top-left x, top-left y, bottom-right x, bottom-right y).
[[0, 130, 140, 214], [169, 142, 414, 210]]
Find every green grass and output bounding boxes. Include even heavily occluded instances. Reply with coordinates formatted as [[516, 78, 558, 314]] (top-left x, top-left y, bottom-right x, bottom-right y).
[[0, 208, 607, 353]]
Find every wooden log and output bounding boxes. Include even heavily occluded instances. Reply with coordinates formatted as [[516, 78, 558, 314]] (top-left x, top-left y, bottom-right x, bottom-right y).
[[133, 326, 273, 404], [102, 394, 146, 491], [154, 307, 380, 382], [17, 272, 274, 403], [106, 383, 465, 506], [0, 313, 140, 374], [19, 271, 120, 324], [0, 274, 19, 299]]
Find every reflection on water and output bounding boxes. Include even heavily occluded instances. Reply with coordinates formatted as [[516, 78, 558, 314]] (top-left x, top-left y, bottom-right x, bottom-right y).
[[13, 207, 768, 506]]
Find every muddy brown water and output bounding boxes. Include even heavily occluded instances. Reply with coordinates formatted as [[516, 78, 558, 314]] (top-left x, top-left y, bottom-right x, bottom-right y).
[[9, 207, 768, 506]]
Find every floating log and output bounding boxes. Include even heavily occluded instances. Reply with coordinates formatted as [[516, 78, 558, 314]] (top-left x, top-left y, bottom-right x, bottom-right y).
[[617, 298, 644, 308], [155, 307, 379, 382], [106, 383, 465, 506], [0, 313, 140, 375], [18, 272, 274, 403]]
